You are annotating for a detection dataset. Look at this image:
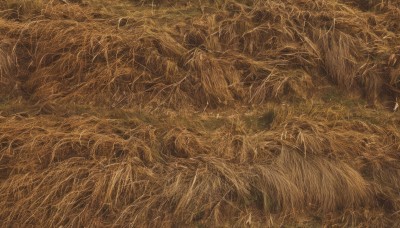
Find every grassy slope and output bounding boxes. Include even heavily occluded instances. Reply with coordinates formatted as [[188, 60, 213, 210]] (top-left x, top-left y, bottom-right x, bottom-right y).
[[0, 0, 400, 227]]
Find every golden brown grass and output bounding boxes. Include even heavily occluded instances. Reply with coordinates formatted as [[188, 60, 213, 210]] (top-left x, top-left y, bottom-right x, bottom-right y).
[[1, 0, 398, 108], [0, 103, 399, 226], [0, 0, 400, 227]]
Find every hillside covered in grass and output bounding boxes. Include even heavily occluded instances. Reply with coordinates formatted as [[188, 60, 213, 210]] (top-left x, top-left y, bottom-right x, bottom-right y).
[[0, 0, 400, 227]]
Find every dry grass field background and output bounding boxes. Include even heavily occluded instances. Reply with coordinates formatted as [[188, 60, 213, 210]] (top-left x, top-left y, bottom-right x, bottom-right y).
[[0, 0, 400, 227]]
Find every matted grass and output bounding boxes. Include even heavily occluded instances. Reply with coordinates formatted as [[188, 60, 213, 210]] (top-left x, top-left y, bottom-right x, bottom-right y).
[[0, 0, 399, 227]]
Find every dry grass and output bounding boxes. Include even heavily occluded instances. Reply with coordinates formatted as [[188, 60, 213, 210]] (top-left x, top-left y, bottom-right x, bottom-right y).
[[1, 102, 399, 227], [0, 38, 17, 97], [0, 0, 398, 108], [0, 0, 400, 227]]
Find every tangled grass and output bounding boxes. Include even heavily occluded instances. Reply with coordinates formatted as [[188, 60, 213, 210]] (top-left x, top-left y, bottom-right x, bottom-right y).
[[0, 0, 400, 227], [1, 0, 398, 108], [1, 104, 399, 226]]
